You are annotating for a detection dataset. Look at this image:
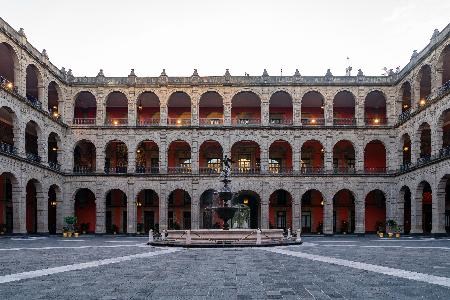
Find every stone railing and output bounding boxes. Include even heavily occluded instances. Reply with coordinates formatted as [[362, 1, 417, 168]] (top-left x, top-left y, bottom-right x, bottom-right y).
[[199, 118, 223, 126], [167, 118, 191, 126], [26, 152, 41, 163], [0, 142, 17, 156], [137, 118, 160, 126], [48, 161, 61, 171], [73, 166, 95, 174], [73, 118, 96, 125], [167, 166, 192, 174], [135, 166, 159, 174], [104, 166, 128, 174], [232, 118, 261, 126], [105, 118, 128, 126], [333, 118, 356, 126]]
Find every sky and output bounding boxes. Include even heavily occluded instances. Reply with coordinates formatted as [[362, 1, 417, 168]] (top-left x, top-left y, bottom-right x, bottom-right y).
[[1, 0, 449, 77]]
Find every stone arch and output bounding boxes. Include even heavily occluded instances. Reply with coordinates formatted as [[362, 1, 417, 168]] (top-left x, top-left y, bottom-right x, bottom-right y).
[[231, 140, 261, 174], [364, 90, 387, 125], [364, 189, 386, 233], [137, 91, 160, 126], [332, 189, 356, 233], [0, 106, 19, 152], [399, 185, 412, 234], [199, 91, 224, 125], [199, 140, 223, 174], [364, 140, 386, 173], [437, 44, 450, 85], [417, 64, 432, 106], [269, 140, 292, 174], [47, 184, 61, 234], [47, 81, 62, 117], [399, 81, 412, 113], [105, 189, 127, 233], [301, 189, 324, 233], [74, 188, 96, 234], [47, 132, 61, 167], [0, 172, 19, 233], [167, 91, 191, 126], [400, 133, 412, 167], [26, 178, 43, 234], [333, 90, 356, 125], [73, 139, 96, 173], [417, 122, 432, 160], [25, 120, 42, 162], [104, 139, 128, 174], [168, 189, 191, 229], [414, 180, 432, 233], [105, 91, 128, 125], [0, 41, 20, 85], [73, 91, 97, 125], [269, 91, 293, 125], [136, 140, 160, 174], [25, 64, 44, 102], [136, 189, 160, 233], [231, 91, 261, 125], [232, 189, 261, 229], [167, 140, 191, 174], [269, 189, 293, 230], [332, 140, 356, 173], [301, 140, 324, 173], [199, 189, 218, 229], [301, 91, 324, 125]]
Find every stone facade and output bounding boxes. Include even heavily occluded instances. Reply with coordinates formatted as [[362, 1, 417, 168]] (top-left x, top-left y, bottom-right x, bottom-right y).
[[0, 17, 449, 235]]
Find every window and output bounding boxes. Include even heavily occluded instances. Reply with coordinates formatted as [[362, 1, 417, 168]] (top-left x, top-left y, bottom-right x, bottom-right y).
[[179, 158, 191, 170], [207, 158, 221, 173], [269, 158, 281, 173], [238, 154, 251, 172], [276, 211, 287, 229]]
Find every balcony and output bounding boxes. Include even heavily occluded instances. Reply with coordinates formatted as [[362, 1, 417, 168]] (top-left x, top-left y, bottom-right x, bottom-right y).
[[333, 118, 356, 126], [364, 117, 387, 126], [199, 118, 223, 126], [167, 166, 192, 174], [168, 118, 191, 126], [269, 118, 293, 126], [364, 167, 387, 174], [199, 167, 222, 175], [300, 166, 324, 174], [48, 161, 61, 171], [105, 118, 128, 126], [137, 118, 160, 126], [26, 94, 42, 110], [0, 142, 17, 156], [301, 118, 325, 126], [73, 118, 96, 125], [135, 165, 159, 174], [104, 166, 128, 174], [333, 167, 356, 174], [231, 167, 260, 175], [26, 152, 41, 163], [232, 118, 261, 126], [73, 166, 95, 174], [268, 166, 293, 174]]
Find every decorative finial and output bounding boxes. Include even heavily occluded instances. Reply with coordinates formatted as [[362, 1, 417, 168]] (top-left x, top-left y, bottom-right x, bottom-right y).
[[325, 69, 333, 77], [129, 69, 136, 76], [97, 69, 104, 77], [42, 49, 48, 59], [262, 69, 269, 77], [160, 69, 167, 76], [67, 69, 73, 77], [431, 29, 439, 40], [192, 69, 199, 76], [294, 69, 301, 77], [388, 69, 395, 76], [357, 69, 364, 76], [411, 50, 418, 60], [224, 69, 231, 77]]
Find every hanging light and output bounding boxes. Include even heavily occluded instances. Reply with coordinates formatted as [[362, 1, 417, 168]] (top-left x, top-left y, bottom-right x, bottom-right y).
[[403, 146, 409, 152], [113, 120, 119, 125], [419, 99, 426, 106], [138, 104, 143, 110], [50, 200, 57, 207], [403, 104, 409, 109], [136, 201, 142, 207], [373, 118, 380, 124], [6, 82, 13, 90], [52, 147, 58, 151], [311, 119, 317, 124], [243, 198, 249, 205], [320, 200, 324, 206], [176, 119, 181, 124]]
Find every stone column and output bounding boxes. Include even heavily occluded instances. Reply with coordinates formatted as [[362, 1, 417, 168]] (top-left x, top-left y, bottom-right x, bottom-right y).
[[324, 93, 332, 126], [191, 94, 199, 126], [293, 137, 301, 173], [260, 141, 269, 174], [36, 183, 48, 233], [261, 101, 269, 126], [13, 122, 25, 157], [355, 138, 364, 173], [324, 136, 333, 173], [41, 81, 49, 113], [159, 182, 168, 231], [59, 185, 72, 234], [354, 193, 365, 234], [40, 131, 48, 166], [191, 140, 199, 174], [18, 61, 27, 98], [95, 185, 106, 233], [96, 90, 105, 126], [13, 178, 26, 234], [159, 135, 167, 174], [260, 186, 269, 229], [223, 92, 232, 126], [293, 98, 301, 126], [410, 189, 423, 234], [431, 128, 442, 156], [323, 191, 333, 235], [396, 189, 405, 233], [128, 147, 136, 174], [191, 180, 200, 229], [410, 134, 419, 163], [96, 142, 105, 173], [292, 183, 302, 231], [127, 181, 136, 234], [356, 88, 365, 126], [432, 181, 446, 234]]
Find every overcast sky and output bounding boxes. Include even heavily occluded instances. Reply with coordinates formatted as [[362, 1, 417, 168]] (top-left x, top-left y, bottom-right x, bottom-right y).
[[1, 0, 449, 77]]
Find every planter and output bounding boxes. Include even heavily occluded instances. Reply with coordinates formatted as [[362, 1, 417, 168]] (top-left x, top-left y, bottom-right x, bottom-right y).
[[378, 232, 384, 238], [67, 232, 73, 238], [395, 233, 400, 238], [74, 232, 79, 238], [388, 232, 393, 238], [63, 232, 68, 238], [82, 230, 86, 234]]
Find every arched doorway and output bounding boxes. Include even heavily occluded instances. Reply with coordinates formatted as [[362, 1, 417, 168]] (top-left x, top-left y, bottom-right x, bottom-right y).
[[199, 140, 223, 174], [26, 179, 41, 233], [400, 186, 411, 234], [333, 189, 355, 234], [269, 190, 292, 230], [301, 91, 324, 125], [333, 91, 355, 125], [231, 91, 261, 125], [73, 91, 96, 125], [167, 140, 191, 174], [199, 189, 219, 229], [231, 190, 261, 229], [47, 185, 59, 234], [269, 91, 293, 125], [105, 140, 128, 174], [136, 189, 159, 233], [136, 140, 159, 174], [364, 140, 386, 173], [73, 140, 96, 173], [105, 92, 128, 125], [269, 140, 292, 174], [105, 189, 127, 234], [365, 190, 386, 233], [231, 141, 260, 174], [199, 91, 223, 126], [416, 181, 432, 233], [137, 92, 160, 126], [168, 189, 191, 229], [364, 91, 387, 125], [167, 92, 191, 126], [0, 173, 15, 234], [333, 140, 355, 174], [74, 189, 96, 234], [301, 190, 324, 233]]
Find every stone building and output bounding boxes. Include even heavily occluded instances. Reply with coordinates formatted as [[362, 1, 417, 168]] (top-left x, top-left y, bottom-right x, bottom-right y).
[[0, 17, 449, 235]]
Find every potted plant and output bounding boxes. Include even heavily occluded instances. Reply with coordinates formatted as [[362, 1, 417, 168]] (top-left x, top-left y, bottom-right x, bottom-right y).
[[62, 226, 68, 238], [376, 221, 384, 237], [80, 223, 89, 234], [341, 220, 348, 234], [395, 225, 402, 238], [386, 219, 397, 238], [64, 216, 77, 237], [111, 224, 118, 234]]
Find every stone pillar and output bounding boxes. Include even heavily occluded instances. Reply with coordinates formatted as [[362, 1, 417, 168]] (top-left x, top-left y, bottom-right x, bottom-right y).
[[260, 141, 269, 174], [324, 93, 332, 126], [431, 128, 442, 156], [18, 61, 27, 98], [59, 185, 71, 234], [411, 134, 419, 164], [354, 193, 365, 234], [191, 140, 199, 174], [36, 183, 48, 233], [13, 122, 25, 157], [293, 98, 301, 126], [261, 100, 269, 126], [324, 136, 333, 173], [410, 189, 423, 234], [323, 191, 333, 234], [160, 103, 168, 126], [95, 184, 106, 233], [96, 90, 105, 126], [292, 183, 302, 231], [128, 148, 136, 174], [159, 182, 168, 231], [40, 131, 48, 166], [191, 180, 200, 229], [356, 88, 365, 126], [96, 142, 105, 173], [191, 94, 199, 126], [12, 178, 26, 234], [159, 135, 167, 174], [396, 189, 405, 233], [293, 136, 301, 173], [223, 92, 232, 126], [127, 181, 136, 234], [432, 181, 446, 234], [355, 137, 364, 173], [41, 81, 49, 113], [260, 185, 269, 229]]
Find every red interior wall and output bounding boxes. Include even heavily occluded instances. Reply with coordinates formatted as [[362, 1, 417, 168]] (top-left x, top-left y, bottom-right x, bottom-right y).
[[365, 193, 386, 232], [334, 190, 354, 232], [364, 143, 386, 169], [167, 107, 191, 118], [168, 143, 190, 168], [105, 107, 128, 119], [301, 107, 324, 118], [75, 197, 96, 233], [268, 194, 292, 229], [231, 107, 261, 119], [199, 107, 223, 118], [26, 183, 36, 233], [333, 107, 355, 118], [137, 108, 160, 120], [74, 107, 96, 119], [269, 107, 293, 120]]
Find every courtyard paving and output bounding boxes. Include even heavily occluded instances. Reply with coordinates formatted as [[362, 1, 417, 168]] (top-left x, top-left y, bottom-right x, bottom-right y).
[[0, 235, 449, 299]]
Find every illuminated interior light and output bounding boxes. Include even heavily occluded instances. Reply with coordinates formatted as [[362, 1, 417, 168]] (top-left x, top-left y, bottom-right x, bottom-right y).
[[419, 99, 426, 106], [320, 200, 324, 206], [113, 120, 119, 125], [177, 119, 181, 124], [403, 146, 409, 152], [311, 119, 317, 124], [243, 198, 249, 205], [6, 82, 13, 89], [52, 147, 57, 151], [373, 118, 380, 124]]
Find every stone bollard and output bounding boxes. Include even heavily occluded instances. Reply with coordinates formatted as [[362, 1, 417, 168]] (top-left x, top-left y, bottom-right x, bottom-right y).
[[296, 229, 302, 242], [186, 230, 191, 245], [287, 228, 292, 239], [148, 229, 153, 243], [161, 229, 167, 241], [256, 229, 262, 245]]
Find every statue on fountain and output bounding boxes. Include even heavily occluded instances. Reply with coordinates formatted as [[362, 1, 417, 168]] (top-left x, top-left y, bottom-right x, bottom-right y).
[[221, 155, 234, 180]]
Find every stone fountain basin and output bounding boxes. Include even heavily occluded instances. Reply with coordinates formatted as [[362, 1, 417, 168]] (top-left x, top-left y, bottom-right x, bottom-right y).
[[166, 229, 284, 242]]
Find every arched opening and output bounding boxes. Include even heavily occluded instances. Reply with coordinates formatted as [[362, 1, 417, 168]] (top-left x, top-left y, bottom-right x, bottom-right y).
[[47, 132, 60, 169], [333, 189, 355, 234], [333, 91, 355, 125], [365, 190, 386, 233], [269, 91, 293, 125], [333, 140, 355, 174], [269, 140, 292, 174], [47, 185, 59, 234], [25, 121, 41, 162], [48, 81, 60, 119], [26, 64, 42, 105], [401, 134, 411, 168], [364, 91, 387, 125], [301, 91, 324, 125], [364, 140, 386, 173], [73, 140, 96, 173], [167, 92, 191, 126], [269, 190, 292, 230], [0, 173, 15, 234], [167, 140, 191, 174], [418, 65, 431, 107], [0, 106, 16, 154], [301, 190, 324, 233], [104, 140, 128, 174], [199, 91, 223, 126], [417, 181, 432, 233], [231, 91, 261, 126], [74, 188, 96, 233], [136, 140, 159, 174], [136, 189, 159, 233], [0, 42, 18, 88], [168, 189, 191, 229], [199, 189, 219, 229], [231, 190, 261, 229], [105, 189, 127, 234], [137, 92, 160, 126], [74, 91, 96, 125], [443, 178, 450, 233], [231, 140, 260, 174], [199, 140, 223, 174], [301, 140, 324, 173], [440, 109, 450, 151], [439, 45, 450, 85], [400, 82, 412, 113], [418, 122, 431, 161], [400, 186, 411, 234], [26, 179, 40, 234], [105, 92, 128, 125]]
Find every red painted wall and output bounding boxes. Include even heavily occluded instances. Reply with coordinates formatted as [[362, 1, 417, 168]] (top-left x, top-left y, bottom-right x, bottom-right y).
[[364, 142, 386, 170], [365, 192, 386, 232], [75, 192, 96, 233]]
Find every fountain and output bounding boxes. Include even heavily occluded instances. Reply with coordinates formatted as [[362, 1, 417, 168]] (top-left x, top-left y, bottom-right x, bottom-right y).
[[149, 156, 302, 247]]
